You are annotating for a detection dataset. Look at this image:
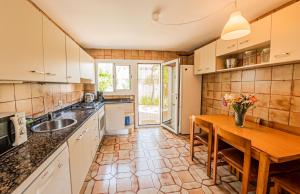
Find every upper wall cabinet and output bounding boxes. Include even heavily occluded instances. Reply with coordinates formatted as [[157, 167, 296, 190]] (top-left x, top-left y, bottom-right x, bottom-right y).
[[216, 39, 237, 57], [80, 49, 95, 83], [66, 36, 80, 83], [238, 15, 271, 50], [194, 41, 216, 75], [43, 16, 67, 82], [270, 1, 300, 63], [0, 0, 44, 81]]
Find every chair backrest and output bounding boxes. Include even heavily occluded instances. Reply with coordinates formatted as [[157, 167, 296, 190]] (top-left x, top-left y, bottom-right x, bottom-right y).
[[245, 115, 261, 124], [216, 127, 251, 154], [261, 120, 300, 136]]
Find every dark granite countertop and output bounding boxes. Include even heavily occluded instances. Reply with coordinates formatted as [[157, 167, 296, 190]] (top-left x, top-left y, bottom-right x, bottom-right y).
[[0, 103, 104, 194]]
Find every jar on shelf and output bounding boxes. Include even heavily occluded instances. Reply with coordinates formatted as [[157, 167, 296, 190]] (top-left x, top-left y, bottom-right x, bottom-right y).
[[259, 47, 270, 63], [243, 50, 257, 66]]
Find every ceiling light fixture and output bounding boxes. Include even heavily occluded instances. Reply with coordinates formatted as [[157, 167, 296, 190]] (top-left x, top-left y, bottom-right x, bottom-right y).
[[221, 0, 251, 40]]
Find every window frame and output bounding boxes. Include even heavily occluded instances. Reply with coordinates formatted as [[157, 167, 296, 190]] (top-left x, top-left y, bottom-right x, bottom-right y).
[[97, 62, 132, 93]]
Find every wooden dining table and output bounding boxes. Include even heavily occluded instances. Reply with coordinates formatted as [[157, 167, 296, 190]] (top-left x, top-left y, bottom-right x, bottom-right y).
[[195, 114, 300, 194]]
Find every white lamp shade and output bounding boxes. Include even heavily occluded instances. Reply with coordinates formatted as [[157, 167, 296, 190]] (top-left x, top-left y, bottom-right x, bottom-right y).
[[221, 11, 251, 40]]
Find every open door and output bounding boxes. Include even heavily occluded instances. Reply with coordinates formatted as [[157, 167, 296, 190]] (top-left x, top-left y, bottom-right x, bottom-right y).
[[161, 59, 180, 134]]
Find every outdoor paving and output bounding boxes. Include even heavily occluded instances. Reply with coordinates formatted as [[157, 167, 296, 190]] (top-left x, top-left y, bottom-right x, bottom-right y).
[[80, 127, 245, 194]]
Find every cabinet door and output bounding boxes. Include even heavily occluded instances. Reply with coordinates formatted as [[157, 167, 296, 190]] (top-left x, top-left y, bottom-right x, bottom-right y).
[[216, 39, 237, 56], [270, 1, 300, 63], [80, 49, 95, 83], [66, 36, 80, 83], [238, 15, 271, 50], [204, 41, 216, 73], [194, 48, 202, 74], [0, 0, 44, 81], [43, 16, 67, 82]]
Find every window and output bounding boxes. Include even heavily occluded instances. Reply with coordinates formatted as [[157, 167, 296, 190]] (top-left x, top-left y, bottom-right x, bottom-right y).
[[98, 63, 114, 92], [97, 63, 131, 92], [116, 65, 130, 90]]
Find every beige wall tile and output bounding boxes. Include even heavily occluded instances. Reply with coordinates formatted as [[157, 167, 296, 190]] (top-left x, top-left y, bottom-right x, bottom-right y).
[[213, 92, 222, 100], [255, 81, 271, 94], [206, 91, 213, 99], [31, 84, 44, 97], [231, 71, 242, 81], [231, 82, 241, 93], [292, 80, 300, 96], [272, 65, 293, 80], [32, 97, 45, 117], [253, 107, 268, 120], [270, 95, 291, 111], [0, 84, 15, 103], [214, 74, 221, 82], [255, 94, 270, 107], [14, 83, 31, 100], [294, 64, 300, 80], [16, 99, 32, 116], [271, 81, 292, 95], [242, 70, 255, 81], [144, 51, 152, 60], [290, 112, 300, 127], [241, 82, 255, 93], [207, 83, 214, 91], [112, 50, 125, 59], [221, 82, 231, 92], [104, 49, 112, 56], [269, 109, 289, 125], [214, 83, 221, 92], [0, 101, 16, 113], [256, 67, 271, 81], [291, 96, 300, 112], [207, 74, 215, 82], [221, 72, 230, 82]]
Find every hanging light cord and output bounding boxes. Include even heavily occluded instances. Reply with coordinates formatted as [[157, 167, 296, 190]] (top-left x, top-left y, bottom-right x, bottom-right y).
[[154, 0, 236, 26]]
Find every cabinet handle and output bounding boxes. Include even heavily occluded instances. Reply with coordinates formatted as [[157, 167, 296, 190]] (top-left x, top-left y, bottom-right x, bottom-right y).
[[274, 52, 290, 58], [46, 73, 56, 76], [240, 40, 249, 45], [227, 44, 235, 49], [30, 70, 45, 75]]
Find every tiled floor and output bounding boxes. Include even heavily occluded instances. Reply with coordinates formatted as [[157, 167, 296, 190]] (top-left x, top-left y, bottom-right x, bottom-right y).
[[80, 128, 243, 194]]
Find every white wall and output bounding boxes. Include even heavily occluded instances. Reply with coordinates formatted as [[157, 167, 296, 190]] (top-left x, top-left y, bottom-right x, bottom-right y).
[[95, 59, 163, 127]]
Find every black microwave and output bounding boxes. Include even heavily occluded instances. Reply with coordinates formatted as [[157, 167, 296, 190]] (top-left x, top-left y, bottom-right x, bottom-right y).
[[0, 113, 15, 156]]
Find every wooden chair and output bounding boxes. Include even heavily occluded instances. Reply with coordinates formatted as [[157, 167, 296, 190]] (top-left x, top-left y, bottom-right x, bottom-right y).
[[190, 115, 260, 178], [213, 127, 253, 194], [190, 115, 214, 177], [273, 171, 300, 194]]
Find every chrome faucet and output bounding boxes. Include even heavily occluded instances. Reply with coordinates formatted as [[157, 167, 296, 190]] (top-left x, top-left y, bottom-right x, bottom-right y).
[[48, 112, 53, 121]]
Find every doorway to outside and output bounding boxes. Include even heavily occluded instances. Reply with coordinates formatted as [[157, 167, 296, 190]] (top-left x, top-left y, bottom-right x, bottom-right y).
[[138, 64, 161, 126]]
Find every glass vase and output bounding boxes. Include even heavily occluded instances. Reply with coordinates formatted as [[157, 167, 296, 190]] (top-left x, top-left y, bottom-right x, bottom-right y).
[[235, 111, 246, 127]]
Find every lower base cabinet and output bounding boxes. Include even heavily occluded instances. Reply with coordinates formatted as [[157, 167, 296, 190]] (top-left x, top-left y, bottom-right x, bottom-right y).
[[23, 146, 71, 194]]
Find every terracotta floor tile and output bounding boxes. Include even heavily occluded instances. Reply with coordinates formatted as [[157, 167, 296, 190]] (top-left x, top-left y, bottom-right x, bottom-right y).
[[81, 127, 243, 194]]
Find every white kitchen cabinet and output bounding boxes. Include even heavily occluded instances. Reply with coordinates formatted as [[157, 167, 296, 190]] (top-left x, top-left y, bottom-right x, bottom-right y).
[[238, 15, 271, 50], [68, 111, 100, 194], [0, 0, 44, 81], [66, 36, 81, 83], [98, 106, 105, 142], [194, 41, 216, 74], [270, 1, 300, 63], [80, 49, 95, 83], [23, 145, 71, 194], [43, 16, 67, 82], [105, 103, 134, 135], [216, 39, 238, 56]]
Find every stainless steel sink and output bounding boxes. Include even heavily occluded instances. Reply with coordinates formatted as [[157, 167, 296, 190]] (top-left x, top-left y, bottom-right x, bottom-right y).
[[31, 118, 77, 133]]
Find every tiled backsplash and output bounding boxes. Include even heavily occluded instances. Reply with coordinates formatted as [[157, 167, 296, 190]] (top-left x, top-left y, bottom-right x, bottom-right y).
[[86, 49, 194, 65], [0, 83, 86, 118], [202, 63, 300, 127]]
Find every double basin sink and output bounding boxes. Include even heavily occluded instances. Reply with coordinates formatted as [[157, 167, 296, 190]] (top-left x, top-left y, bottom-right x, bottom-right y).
[[31, 118, 77, 133]]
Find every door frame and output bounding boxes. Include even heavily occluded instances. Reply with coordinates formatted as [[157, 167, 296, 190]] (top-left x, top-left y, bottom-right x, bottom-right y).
[[137, 63, 161, 127], [161, 58, 180, 134]]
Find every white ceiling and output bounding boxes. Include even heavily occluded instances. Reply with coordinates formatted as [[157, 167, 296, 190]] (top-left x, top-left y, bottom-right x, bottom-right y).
[[31, 0, 291, 52]]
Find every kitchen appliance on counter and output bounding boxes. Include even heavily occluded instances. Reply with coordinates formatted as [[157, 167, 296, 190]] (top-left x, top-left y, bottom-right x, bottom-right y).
[[0, 112, 27, 156], [84, 93, 95, 103]]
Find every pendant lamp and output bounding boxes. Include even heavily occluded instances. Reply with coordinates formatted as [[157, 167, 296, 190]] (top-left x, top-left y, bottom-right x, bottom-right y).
[[221, 0, 250, 40]]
